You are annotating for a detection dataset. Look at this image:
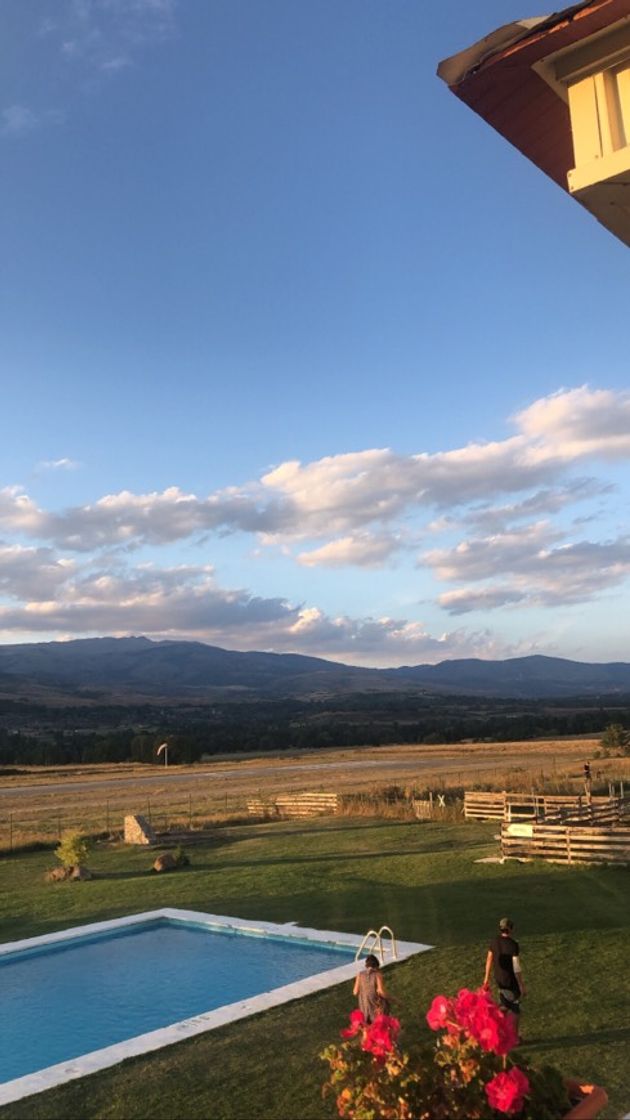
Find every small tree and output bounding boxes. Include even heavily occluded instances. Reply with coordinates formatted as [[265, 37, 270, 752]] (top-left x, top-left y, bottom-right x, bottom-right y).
[[600, 723, 630, 755], [56, 829, 92, 869]]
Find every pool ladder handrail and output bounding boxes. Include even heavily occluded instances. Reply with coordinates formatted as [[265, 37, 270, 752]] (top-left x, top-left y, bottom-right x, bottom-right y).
[[354, 925, 398, 964]]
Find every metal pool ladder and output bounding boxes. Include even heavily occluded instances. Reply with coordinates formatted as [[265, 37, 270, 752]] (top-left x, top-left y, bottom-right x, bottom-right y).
[[355, 925, 398, 964]]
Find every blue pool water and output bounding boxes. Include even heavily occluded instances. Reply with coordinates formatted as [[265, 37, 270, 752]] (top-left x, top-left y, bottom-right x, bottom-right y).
[[0, 920, 354, 1083]]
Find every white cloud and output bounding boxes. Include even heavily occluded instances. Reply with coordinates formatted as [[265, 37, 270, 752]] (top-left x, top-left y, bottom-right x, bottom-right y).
[[0, 545, 75, 601], [438, 587, 528, 614], [57, 0, 177, 67], [424, 522, 565, 582], [2, 106, 39, 136], [434, 530, 630, 614], [3, 386, 628, 557], [1, 385, 629, 650], [514, 386, 630, 460], [38, 457, 80, 471], [0, 559, 519, 665], [297, 533, 400, 568]]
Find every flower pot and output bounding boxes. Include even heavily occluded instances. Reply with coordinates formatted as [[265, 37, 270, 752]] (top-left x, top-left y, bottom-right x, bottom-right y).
[[563, 1082, 608, 1120]]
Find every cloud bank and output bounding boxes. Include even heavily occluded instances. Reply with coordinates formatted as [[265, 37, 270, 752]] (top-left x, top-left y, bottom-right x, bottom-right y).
[[1, 386, 629, 662]]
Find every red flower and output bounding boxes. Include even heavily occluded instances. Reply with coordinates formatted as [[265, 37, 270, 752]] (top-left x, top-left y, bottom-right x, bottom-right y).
[[454, 988, 481, 1029], [485, 1068, 530, 1114], [468, 998, 519, 1056], [470, 1005, 502, 1052], [426, 994, 454, 1031], [341, 1009, 365, 1038], [361, 1014, 400, 1060]]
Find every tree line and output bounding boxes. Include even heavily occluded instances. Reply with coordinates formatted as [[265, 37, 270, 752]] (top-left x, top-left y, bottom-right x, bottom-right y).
[[0, 692, 628, 766]]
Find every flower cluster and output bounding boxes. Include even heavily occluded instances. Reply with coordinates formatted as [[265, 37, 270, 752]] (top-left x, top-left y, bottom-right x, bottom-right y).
[[341, 1009, 401, 1062], [322, 988, 571, 1120], [486, 1068, 530, 1115], [427, 987, 519, 1057]]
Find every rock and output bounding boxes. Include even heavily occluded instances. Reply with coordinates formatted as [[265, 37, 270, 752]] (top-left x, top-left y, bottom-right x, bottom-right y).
[[153, 852, 178, 872], [70, 865, 93, 880], [45, 866, 71, 882], [46, 864, 94, 882], [124, 814, 157, 845]]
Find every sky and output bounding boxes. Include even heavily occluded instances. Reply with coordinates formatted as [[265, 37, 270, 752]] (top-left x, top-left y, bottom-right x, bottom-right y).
[[1, 0, 630, 667]]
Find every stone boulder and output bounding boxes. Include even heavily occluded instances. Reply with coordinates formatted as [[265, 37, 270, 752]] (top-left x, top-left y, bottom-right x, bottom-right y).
[[70, 865, 93, 880], [153, 852, 178, 872], [45, 866, 71, 882], [124, 814, 157, 845], [45, 864, 93, 882]]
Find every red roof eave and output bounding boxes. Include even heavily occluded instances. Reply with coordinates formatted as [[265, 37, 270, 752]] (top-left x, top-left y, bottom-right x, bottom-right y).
[[440, 0, 630, 189]]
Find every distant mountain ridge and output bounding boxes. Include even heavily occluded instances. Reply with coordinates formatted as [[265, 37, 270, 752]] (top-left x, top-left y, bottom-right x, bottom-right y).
[[0, 637, 630, 701]]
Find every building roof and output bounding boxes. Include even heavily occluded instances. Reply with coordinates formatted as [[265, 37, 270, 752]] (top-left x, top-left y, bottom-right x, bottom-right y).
[[437, 0, 630, 190]]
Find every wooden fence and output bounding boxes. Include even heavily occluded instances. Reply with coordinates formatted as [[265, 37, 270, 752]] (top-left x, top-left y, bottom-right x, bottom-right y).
[[464, 790, 628, 824], [246, 792, 339, 818], [501, 821, 630, 865]]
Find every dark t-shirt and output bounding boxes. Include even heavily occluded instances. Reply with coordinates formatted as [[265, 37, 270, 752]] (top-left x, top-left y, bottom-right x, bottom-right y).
[[489, 934, 520, 992]]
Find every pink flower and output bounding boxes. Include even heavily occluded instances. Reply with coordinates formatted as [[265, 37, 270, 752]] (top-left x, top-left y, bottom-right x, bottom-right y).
[[341, 1009, 365, 1038], [426, 994, 454, 1031], [485, 1068, 530, 1114]]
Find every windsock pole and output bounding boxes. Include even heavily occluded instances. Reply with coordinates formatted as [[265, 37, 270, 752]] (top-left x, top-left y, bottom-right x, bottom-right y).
[[157, 742, 169, 768]]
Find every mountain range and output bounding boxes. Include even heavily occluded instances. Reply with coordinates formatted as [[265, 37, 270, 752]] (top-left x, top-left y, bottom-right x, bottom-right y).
[[1, 636, 630, 702]]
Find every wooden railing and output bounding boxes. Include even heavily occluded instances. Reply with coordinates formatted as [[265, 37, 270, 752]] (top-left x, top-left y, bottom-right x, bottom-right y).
[[464, 790, 627, 824], [246, 792, 339, 818], [463, 791, 507, 820], [501, 821, 630, 865]]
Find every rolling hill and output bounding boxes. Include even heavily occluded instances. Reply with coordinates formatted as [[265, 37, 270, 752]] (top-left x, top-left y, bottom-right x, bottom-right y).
[[0, 637, 630, 701]]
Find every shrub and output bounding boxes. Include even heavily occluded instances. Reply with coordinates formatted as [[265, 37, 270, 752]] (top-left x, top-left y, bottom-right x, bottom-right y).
[[55, 829, 92, 869], [600, 723, 629, 756], [173, 845, 190, 868], [322, 988, 573, 1120]]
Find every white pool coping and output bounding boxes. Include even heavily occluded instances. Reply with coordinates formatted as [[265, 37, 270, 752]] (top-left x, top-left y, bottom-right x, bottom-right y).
[[0, 907, 431, 1106]]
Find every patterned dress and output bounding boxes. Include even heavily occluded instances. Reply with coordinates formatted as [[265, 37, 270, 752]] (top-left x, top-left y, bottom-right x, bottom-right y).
[[357, 968, 381, 1023]]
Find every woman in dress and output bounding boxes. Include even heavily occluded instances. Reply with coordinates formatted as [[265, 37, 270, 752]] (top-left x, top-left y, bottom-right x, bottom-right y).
[[353, 954, 389, 1023]]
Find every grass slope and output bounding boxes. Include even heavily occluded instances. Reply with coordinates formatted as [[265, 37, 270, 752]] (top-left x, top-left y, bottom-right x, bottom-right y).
[[0, 819, 628, 1119]]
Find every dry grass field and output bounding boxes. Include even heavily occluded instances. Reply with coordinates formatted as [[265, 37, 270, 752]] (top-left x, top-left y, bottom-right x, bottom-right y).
[[1, 738, 629, 852]]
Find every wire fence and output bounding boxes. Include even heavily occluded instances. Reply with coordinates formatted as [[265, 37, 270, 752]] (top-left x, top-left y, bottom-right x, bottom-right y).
[[0, 791, 254, 853]]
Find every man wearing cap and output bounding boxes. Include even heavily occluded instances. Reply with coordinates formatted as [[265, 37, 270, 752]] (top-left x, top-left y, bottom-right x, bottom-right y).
[[483, 917, 525, 1031]]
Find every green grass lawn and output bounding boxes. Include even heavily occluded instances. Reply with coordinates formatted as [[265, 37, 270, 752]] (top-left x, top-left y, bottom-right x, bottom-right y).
[[0, 818, 628, 1119]]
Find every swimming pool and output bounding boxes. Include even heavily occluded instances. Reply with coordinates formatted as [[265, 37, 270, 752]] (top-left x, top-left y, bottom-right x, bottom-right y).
[[0, 908, 430, 1105]]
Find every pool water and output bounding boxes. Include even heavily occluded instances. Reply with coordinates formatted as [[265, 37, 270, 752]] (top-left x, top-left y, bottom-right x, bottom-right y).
[[0, 919, 354, 1083]]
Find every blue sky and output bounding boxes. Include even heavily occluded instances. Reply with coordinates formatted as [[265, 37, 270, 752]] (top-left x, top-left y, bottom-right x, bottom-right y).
[[1, 0, 629, 666]]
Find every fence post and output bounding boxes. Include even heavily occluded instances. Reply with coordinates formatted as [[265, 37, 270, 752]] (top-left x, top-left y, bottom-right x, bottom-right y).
[[106, 800, 110, 833], [189, 794, 193, 830], [9, 813, 13, 852], [566, 828, 572, 865], [147, 798, 152, 825], [57, 812, 62, 839]]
